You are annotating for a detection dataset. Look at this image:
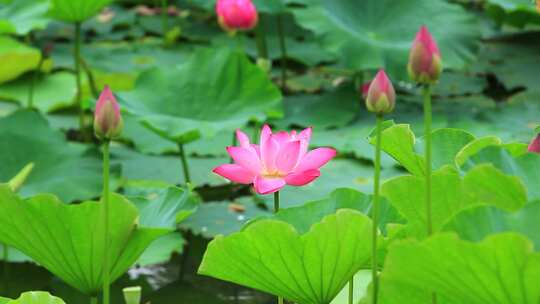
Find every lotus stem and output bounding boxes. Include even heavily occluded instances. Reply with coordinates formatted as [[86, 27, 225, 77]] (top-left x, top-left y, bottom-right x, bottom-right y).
[[74, 22, 84, 136], [371, 114, 384, 304], [348, 278, 354, 304], [255, 14, 268, 59], [277, 15, 288, 89], [178, 143, 191, 184], [28, 57, 44, 109], [422, 84, 437, 304], [422, 85, 433, 236], [2, 243, 8, 294], [274, 191, 283, 304], [79, 57, 99, 98], [101, 140, 111, 304]]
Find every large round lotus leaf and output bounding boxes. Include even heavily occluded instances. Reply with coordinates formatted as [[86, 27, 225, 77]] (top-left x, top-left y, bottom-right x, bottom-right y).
[[0, 0, 50, 35], [0, 185, 168, 295], [0, 36, 40, 84], [121, 47, 282, 144], [485, 0, 540, 27], [49, 0, 113, 23], [378, 233, 540, 304], [199, 209, 374, 304], [292, 0, 480, 79]]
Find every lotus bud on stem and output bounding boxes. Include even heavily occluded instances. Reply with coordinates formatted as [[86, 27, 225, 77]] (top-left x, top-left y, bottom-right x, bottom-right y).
[[94, 86, 123, 304], [408, 25, 443, 304], [364, 69, 396, 304]]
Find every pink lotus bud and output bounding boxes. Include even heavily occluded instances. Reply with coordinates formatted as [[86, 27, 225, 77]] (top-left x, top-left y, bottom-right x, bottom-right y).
[[528, 134, 540, 154], [408, 26, 442, 84], [94, 86, 123, 140], [215, 0, 258, 32], [365, 70, 396, 115]]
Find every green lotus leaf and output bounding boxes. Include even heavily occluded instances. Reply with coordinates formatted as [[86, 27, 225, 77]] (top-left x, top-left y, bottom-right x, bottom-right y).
[[292, 0, 480, 80], [0, 36, 40, 84], [137, 232, 185, 266], [382, 164, 527, 239], [0, 185, 168, 295], [378, 233, 540, 304], [4, 292, 65, 304], [485, 0, 540, 28], [0, 110, 108, 202], [444, 200, 540, 251], [0, 72, 76, 112], [49, 0, 113, 23], [458, 145, 540, 201], [121, 47, 282, 144], [0, 0, 50, 35], [199, 209, 374, 304]]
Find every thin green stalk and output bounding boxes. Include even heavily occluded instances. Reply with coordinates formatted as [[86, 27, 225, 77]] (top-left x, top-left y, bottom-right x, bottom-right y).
[[422, 84, 436, 304], [79, 57, 99, 99], [255, 14, 268, 59], [178, 143, 191, 184], [28, 57, 44, 109], [3, 243, 8, 294], [348, 279, 354, 304], [422, 85, 433, 235], [161, 0, 169, 41], [277, 14, 288, 89], [74, 22, 85, 135], [90, 297, 98, 304], [371, 114, 384, 304], [101, 141, 111, 304], [274, 191, 283, 304]]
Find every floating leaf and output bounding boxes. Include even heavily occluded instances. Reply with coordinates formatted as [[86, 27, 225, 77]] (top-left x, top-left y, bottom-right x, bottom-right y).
[[0, 0, 50, 35], [0, 185, 168, 295], [0, 36, 40, 84], [121, 47, 282, 144], [0, 110, 107, 202], [378, 233, 540, 304], [199, 209, 374, 304], [292, 0, 480, 80]]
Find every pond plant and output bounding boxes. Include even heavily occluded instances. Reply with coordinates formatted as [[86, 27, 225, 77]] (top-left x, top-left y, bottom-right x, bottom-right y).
[[0, 0, 539, 304]]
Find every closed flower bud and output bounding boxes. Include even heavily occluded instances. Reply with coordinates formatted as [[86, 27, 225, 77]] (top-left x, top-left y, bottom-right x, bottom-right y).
[[365, 70, 396, 115], [123, 287, 142, 304], [408, 26, 442, 84], [94, 86, 123, 140], [528, 134, 540, 154], [216, 0, 258, 32]]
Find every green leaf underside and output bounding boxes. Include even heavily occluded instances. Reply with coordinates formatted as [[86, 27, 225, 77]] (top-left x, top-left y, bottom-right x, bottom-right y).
[[199, 209, 374, 304], [0, 185, 167, 295], [49, 0, 113, 22], [379, 233, 540, 304], [121, 47, 282, 144], [382, 164, 526, 239]]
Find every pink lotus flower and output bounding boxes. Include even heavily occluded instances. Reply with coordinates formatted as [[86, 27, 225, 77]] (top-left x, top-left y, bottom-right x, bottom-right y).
[[365, 70, 395, 115], [213, 125, 336, 195], [216, 0, 258, 32], [528, 134, 540, 153], [408, 26, 442, 84], [94, 86, 123, 140]]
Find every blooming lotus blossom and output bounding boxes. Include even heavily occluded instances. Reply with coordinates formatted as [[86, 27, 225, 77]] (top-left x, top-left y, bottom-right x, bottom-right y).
[[365, 70, 395, 114], [216, 0, 258, 32], [528, 134, 540, 153], [408, 26, 442, 84], [213, 125, 336, 195], [94, 86, 123, 140]]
